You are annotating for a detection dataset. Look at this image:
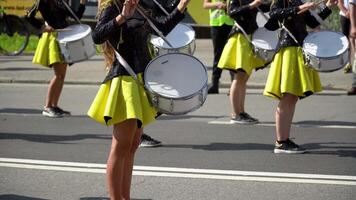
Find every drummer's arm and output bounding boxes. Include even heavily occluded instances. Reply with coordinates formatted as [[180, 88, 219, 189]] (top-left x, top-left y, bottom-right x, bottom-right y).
[[68, 0, 86, 20], [269, 0, 298, 21], [228, 0, 251, 20], [92, 6, 122, 44], [305, 1, 333, 29], [151, 7, 185, 35], [203, 0, 226, 10]]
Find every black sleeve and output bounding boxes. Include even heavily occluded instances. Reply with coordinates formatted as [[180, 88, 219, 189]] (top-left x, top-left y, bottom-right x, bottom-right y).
[[269, 0, 299, 21], [150, 8, 185, 36], [67, 4, 86, 20], [91, 5, 122, 44], [305, 6, 332, 29], [228, 0, 251, 21], [24, 0, 43, 30]]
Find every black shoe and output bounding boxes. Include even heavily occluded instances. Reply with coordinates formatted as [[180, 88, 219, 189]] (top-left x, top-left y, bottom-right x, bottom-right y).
[[274, 139, 306, 154], [208, 85, 219, 94], [230, 112, 258, 124], [347, 87, 356, 95], [53, 106, 71, 116], [140, 134, 162, 147], [42, 107, 63, 118]]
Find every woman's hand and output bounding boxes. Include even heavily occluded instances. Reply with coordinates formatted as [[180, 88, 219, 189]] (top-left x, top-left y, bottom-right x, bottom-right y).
[[326, 0, 338, 8], [42, 25, 54, 33], [216, 2, 226, 9], [116, 0, 139, 23], [298, 2, 316, 14], [177, 0, 191, 13], [249, 0, 262, 8], [121, 0, 139, 18]]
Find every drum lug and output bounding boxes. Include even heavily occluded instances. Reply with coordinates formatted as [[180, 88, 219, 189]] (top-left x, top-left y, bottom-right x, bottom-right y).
[[199, 89, 204, 106], [152, 95, 159, 108], [170, 99, 174, 113], [340, 55, 344, 66]]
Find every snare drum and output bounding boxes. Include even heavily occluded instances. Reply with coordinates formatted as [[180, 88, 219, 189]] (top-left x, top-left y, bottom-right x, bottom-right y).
[[150, 23, 196, 56], [302, 30, 349, 72], [57, 24, 96, 63], [251, 27, 279, 62], [144, 53, 207, 115]]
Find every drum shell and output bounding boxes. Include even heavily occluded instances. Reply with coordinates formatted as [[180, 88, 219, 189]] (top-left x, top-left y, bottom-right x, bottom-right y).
[[146, 84, 208, 115], [57, 24, 96, 63], [304, 49, 349, 72], [144, 53, 208, 115], [149, 23, 196, 57], [251, 27, 279, 63], [302, 30, 349, 72]]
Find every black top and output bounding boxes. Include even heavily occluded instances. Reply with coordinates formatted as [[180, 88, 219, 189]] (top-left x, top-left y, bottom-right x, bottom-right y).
[[228, 0, 271, 35], [26, 0, 86, 30], [93, 2, 185, 82], [268, 0, 331, 48]]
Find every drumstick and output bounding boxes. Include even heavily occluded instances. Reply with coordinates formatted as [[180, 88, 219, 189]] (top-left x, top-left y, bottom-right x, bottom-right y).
[[297, 0, 326, 14], [54, 28, 73, 32]]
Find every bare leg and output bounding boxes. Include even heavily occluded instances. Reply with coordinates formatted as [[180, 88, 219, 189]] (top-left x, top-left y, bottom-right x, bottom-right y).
[[45, 63, 67, 108], [122, 127, 143, 199], [235, 71, 249, 114], [107, 119, 137, 200], [230, 71, 249, 117], [275, 93, 298, 141]]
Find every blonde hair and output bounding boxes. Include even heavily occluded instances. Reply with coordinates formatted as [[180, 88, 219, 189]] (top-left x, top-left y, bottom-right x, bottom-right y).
[[97, 0, 124, 69]]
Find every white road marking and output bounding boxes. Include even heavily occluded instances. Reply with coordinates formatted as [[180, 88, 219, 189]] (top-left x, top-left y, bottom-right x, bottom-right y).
[[1, 158, 356, 186], [208, 121, 356, 129]]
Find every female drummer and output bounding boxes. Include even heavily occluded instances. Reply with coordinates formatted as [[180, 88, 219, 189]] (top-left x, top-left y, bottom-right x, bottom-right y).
[[264, 0, 337, 153], [218, 0, 271, 124], [87, 0, 190, 198], [26, 0, 86, 118]]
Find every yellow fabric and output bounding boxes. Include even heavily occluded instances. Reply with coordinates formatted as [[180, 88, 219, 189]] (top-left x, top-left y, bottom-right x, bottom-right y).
[[263, 47, 322, 100], [33, 32, 64, 67], [209, 0, 234, 26], [87, 74, 157, 127], [218, 33, 267, 76]]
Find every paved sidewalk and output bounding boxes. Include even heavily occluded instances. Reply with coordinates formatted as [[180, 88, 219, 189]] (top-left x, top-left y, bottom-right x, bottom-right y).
[[0, 39, 354, 90]]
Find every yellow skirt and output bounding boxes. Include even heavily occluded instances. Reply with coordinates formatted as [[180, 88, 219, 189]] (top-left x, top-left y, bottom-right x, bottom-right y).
[[87, 74, 157, 127], [33, 32, 64, 67], [263, 47, 322, 100], [218, 33, 266, 76]]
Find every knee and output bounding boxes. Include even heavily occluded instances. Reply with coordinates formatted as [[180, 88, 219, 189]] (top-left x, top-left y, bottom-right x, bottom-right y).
[[54, 74, 66, 82]]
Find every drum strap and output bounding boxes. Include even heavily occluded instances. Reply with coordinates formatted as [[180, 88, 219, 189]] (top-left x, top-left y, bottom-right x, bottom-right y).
[[61, 0, 82, 24], [136, 5, 174, 48], [152, 0, 170, 16]]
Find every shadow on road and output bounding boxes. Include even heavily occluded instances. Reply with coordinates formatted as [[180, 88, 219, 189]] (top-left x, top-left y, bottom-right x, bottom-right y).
[[0, 194, 48, 200], [0, 132, 111, 144]]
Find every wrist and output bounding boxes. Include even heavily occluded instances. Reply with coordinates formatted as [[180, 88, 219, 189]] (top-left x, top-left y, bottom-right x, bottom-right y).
[[119, 14, 128, 21]]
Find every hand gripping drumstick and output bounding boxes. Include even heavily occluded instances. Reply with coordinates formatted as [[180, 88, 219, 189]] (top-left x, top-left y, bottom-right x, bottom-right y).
[[297, 0, 327, 14]]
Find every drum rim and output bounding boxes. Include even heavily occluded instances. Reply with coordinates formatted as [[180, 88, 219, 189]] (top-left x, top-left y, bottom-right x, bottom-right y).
[[251, 27, 280, 50], [149, 85, 208, 115], [57, 24, 92, 43], [144, 52, 208, 99], [302, 30, 349, 57], [150, 23, 196, 49]]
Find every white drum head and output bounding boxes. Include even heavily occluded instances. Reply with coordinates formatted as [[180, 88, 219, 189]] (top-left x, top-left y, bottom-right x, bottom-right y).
[[145, 53, 207, 98], [252, 27, 279, 50], [57, 24, 92, 42], [150, 23, 195, 49], [303, 31, 349, 58]]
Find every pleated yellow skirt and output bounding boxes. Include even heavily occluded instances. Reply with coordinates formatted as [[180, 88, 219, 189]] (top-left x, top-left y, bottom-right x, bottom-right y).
[[33, 32, 64, 67], [263, 47, 322, 99], [87, 74, 157, 127], [218, 33, 266, 76]]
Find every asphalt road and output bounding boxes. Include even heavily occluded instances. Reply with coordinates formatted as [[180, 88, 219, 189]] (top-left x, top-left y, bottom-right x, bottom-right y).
[[0, 83, 356, 200]]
